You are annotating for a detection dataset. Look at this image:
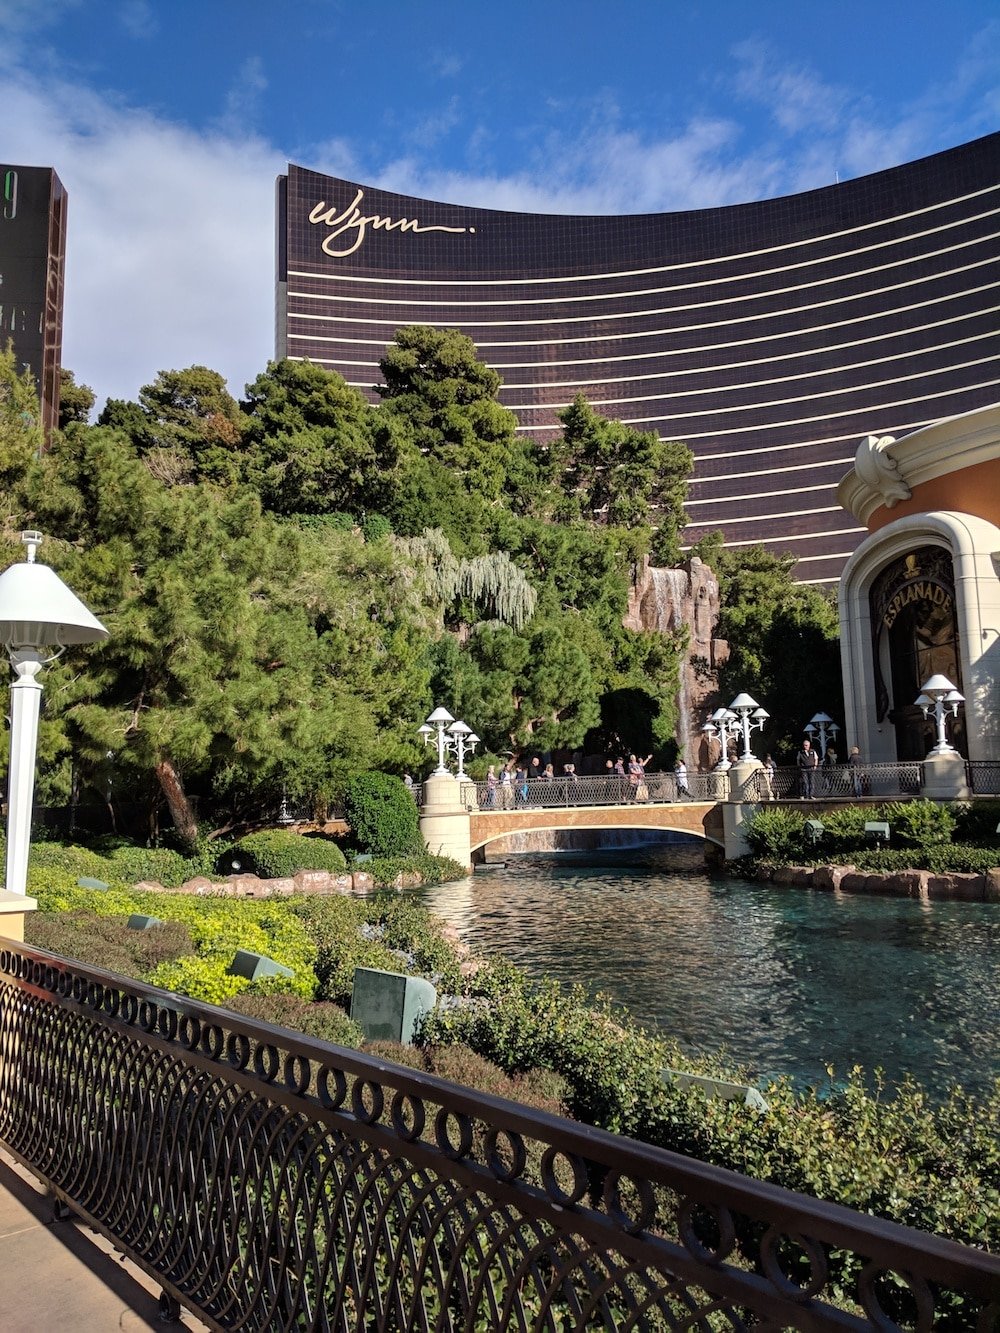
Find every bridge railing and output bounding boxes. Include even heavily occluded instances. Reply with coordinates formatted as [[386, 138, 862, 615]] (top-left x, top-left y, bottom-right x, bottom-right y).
[[746, 762, 924, 802], [967, 760, 1000, 795], [470, 771, 721, 810], [2, 942, 997, 1330]]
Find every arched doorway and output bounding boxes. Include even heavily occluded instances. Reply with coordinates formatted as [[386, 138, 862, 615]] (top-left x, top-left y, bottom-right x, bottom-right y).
[[869, 546, 966, 759]]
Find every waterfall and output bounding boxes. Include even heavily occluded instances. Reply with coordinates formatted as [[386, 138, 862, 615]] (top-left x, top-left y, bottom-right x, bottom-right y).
[[624, 557, 727, 769], [648, 567, 694, 762]]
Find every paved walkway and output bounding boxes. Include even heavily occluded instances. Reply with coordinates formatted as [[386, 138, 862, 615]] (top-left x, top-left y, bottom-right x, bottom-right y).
[[0, 1149, 209, 1332]]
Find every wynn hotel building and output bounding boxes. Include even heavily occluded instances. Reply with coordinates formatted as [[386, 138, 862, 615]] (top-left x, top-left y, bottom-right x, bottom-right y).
[[276, 133, 1000, 583]]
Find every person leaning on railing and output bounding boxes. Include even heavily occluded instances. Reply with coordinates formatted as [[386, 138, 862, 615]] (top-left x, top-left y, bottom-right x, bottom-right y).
[[848, 745, 864, 797]]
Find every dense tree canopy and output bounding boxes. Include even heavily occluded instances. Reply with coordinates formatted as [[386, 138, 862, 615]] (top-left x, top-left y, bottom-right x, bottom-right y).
[[0, 331, 843, 840], [702, 540, 844, 759]]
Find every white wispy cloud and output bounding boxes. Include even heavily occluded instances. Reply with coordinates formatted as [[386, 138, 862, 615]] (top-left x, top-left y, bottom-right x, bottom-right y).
[[215, 55, 269, 136], [1, 66, 282, 406], [119, 0, 158, 41]]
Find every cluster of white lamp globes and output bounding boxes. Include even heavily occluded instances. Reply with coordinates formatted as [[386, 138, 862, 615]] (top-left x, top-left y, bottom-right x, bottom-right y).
[[418, 707, 480, 778], [916, 674, 964, 754], [804, 711, 839, 759], [702, 693, 770, 769]]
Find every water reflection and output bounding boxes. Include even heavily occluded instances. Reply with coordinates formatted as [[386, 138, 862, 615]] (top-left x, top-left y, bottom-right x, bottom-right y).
[[419, 850, 1000, 1100]]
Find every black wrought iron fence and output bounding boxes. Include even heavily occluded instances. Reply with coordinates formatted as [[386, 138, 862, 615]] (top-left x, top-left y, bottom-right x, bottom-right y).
[[470, 771, 721, 810], [0, 943, 996, 1330], [745, 763, 924, 802], [967, 761, 1000, 796]]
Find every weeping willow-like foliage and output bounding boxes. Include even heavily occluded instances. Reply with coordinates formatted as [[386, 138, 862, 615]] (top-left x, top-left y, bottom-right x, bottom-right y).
[[397, 530, 536, 631], [396, 529, 461, 604], [458, 552, 536, 630]]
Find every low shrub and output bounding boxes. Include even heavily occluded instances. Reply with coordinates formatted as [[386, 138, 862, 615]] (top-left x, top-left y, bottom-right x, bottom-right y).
[[230, 830, 346, 879], [105, 845, 194, 887], [344, 772, 423, 858], [366, 895, 465, 991], [362, 1040, 568, 1120], [952, 800, 1000, 845], [884, 799, 955, 848], [742, 806, 806, 858], [28, 842, 113, 878], [223, 993, 364, 1048], [149, 955, 250, 1005], [924, 845, 1000, 873], [28, 882, 319, 999], [816, 804, 886, 855], [367, 853, 466, 888], [25, 911, 194, 975], [292, 895, 405, 1005]]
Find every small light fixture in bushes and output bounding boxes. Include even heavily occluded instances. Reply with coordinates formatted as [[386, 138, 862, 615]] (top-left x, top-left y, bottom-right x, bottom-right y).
[[127, 914, 161, 930], [864, 821, 890, 844], [226, 950, 294, 982], [804, 819, 825, 844], [77, 876, 109, 891]]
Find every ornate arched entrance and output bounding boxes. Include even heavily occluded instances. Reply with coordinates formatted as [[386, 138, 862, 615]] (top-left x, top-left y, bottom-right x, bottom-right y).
[[869, 545, 965, 759]]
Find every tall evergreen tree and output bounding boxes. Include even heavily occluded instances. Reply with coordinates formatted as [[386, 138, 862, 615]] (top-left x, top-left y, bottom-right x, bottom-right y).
[[23, 427, 339, 846], [241, 359, 402, 516], [377, 326, 536, 544]]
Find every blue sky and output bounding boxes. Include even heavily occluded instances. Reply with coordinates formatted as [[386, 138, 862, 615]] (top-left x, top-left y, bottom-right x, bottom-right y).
[[2, 0, 997, 407]]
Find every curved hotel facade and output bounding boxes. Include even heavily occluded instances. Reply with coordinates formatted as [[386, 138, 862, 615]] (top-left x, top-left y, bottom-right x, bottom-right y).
[[276, 133, 1000, 583]]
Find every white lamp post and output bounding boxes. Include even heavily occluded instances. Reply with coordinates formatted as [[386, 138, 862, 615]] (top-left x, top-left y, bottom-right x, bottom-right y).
[[916, 674, 964, 755], [421, 707, 454, 775], [702, 707, 740, 770], [0, 533, 108, 899], [418, 707, 479, 778], [805, 711, 840, 761], [447, 720, 479, 779], [728, 692, 770, 762]]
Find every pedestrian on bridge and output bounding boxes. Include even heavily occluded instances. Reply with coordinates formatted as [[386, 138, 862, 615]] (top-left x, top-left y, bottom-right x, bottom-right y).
[[797, 739, 819, 799], [674, 758, 690, 800], [762, 755, 776, 800]]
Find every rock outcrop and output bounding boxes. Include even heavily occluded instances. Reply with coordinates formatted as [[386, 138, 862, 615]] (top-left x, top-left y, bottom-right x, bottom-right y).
[[624, 556, 729, 767]]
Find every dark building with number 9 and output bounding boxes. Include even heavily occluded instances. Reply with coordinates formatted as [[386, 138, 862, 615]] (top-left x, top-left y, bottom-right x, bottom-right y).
[[276, 132, 1000, 584]]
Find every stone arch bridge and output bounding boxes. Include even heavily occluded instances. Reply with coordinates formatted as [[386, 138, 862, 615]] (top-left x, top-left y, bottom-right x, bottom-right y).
[[469, 801, 723, 858]]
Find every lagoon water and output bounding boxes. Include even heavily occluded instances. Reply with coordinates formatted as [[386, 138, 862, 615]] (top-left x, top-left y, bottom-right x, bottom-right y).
[[419, 847, 1000, 1101]]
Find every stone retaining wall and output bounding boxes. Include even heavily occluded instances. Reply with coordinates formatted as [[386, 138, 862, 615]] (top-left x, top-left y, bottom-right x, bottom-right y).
[[132, 868, 426, 897], [753, 863, 1000, 901]]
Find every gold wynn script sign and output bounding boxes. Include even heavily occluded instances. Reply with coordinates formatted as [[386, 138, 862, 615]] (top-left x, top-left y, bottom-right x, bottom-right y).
[[309, 189, 475, 258]]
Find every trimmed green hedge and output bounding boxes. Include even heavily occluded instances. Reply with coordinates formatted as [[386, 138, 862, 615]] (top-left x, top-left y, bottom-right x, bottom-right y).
[[344, 772, 422, 858], [229, 830, 347, 878], [366, 852, 466, 888], [26, 881, 319, 1002], [224, 993, 364, 1048], [744, 799, 998, 866]]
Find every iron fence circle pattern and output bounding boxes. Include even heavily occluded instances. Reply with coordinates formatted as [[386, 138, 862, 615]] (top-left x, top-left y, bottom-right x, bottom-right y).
[[389, 1088, 425, 1141], [484, 1126, 527, 1184], [0, 944, 996, 1330], [677, 1197, 737, 1265], [759, 1225, 830, 1302], [858, 1262, 936, 1331], [602, 1169, 658, 1234], [540, 1146, 589, 1207]]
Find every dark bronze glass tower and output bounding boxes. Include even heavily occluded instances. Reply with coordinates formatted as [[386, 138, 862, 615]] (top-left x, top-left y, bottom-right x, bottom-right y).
[[277, 134, 1000, 582], [0, 165, 67, 441]]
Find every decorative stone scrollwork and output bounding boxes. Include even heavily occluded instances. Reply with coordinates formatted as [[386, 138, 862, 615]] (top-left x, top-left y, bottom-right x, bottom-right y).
[[855, 434, 911, 508]]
